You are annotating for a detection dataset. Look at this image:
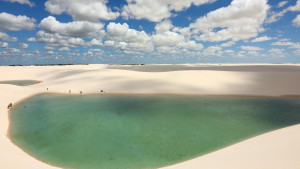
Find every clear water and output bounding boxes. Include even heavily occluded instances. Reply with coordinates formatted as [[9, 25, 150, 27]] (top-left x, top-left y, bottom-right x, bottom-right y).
[[0, 80, 40, 86], [9, 94, 300, 169]]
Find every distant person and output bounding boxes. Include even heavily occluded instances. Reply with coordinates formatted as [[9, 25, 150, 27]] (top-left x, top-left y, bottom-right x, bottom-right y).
[[80, 91, 82, 95], [7, 103, 12, 109], [69, 90, 71, 93], [47, 88, 48, 91]]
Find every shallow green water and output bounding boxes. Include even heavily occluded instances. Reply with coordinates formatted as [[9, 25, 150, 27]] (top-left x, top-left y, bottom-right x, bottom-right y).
[[0, 80, 40, 86], [9, 94, 300, 169]]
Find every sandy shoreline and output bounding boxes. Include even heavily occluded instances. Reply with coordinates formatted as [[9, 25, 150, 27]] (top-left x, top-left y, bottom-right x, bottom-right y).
[[1, 64, 300, 169]]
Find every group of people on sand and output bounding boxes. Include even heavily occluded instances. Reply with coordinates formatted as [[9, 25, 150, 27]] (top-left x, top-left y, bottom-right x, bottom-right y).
[[46, 88, 106, 95], [7, 88, 107, 110]]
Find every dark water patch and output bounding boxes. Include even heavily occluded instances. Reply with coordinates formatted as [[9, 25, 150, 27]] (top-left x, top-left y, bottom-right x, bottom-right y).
[[0, 80, 40, 86]]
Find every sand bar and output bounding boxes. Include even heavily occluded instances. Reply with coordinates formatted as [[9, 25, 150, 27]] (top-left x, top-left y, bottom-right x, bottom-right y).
[[0, 64, 300, 169]]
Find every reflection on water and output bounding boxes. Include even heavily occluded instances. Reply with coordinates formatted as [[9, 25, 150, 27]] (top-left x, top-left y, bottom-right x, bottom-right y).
[[9, 94, 300, 169]]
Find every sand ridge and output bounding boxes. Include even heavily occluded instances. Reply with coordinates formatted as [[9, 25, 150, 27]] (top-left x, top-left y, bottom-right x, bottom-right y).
[[0, 64, 300, 169]]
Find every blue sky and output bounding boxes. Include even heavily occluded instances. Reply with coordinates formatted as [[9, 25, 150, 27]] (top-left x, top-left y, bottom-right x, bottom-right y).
[[0, 0, 300, 65]]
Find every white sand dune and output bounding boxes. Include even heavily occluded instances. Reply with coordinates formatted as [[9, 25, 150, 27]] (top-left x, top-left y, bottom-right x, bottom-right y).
[[0, 64, 300, 169]]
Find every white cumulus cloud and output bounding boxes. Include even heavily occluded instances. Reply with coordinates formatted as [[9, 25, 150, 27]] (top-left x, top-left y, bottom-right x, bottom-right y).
[[268, 48, 285, 57], [19, 43, 28, 49], [105, 22, 153, 52], [9, 48, 21, 53], [27, 37, 36, 42], [190, 0, 269, 42], [278, 1, 288, 8], [221, 41, 235, 47], [36, 31, 87, 48], [241, 46, 264, 51], [0, 42, 9, 48], [177, 40, 204, 50], [39, 16, 104, 38], [292, 14, 300, 27], [271, 41, 300, 48], [269, 48, 284, 53], [266, 10, 288, 24], [58, 47, 70, 51], [106, 22, 150, 43], [4, 0, 35, 7], [152, 30, 204, 50], [156, 46, 179, 54], [0, 12, 36, 31], [289, 0, 300, 11], [152, 31, 184, 46], [45, 46, 55, 51], [104, 40, 155, 52], [45, 0, 119, 22], [155, 20, 174, 34], [202, 46, 222, 56], [293, 49, 300, 55], [122, 0, 216, 22], [267, 0, 300, 24], [89, 39, 103, 46], [0, 32, 18, 41], [251, 36, 272, 42]]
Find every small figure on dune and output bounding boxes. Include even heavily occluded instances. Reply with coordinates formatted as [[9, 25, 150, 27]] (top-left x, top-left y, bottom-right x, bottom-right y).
[[47, 88, 48, 91], [101, 90, 103, 93], [80, 91, 82, 95], [7, 103, 12, 109], [69, 90, 71, 93]]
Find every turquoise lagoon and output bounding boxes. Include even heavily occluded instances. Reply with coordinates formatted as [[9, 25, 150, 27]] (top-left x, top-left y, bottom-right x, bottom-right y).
[[0, 80, 40, 86], [9, 94, 300, 169]]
